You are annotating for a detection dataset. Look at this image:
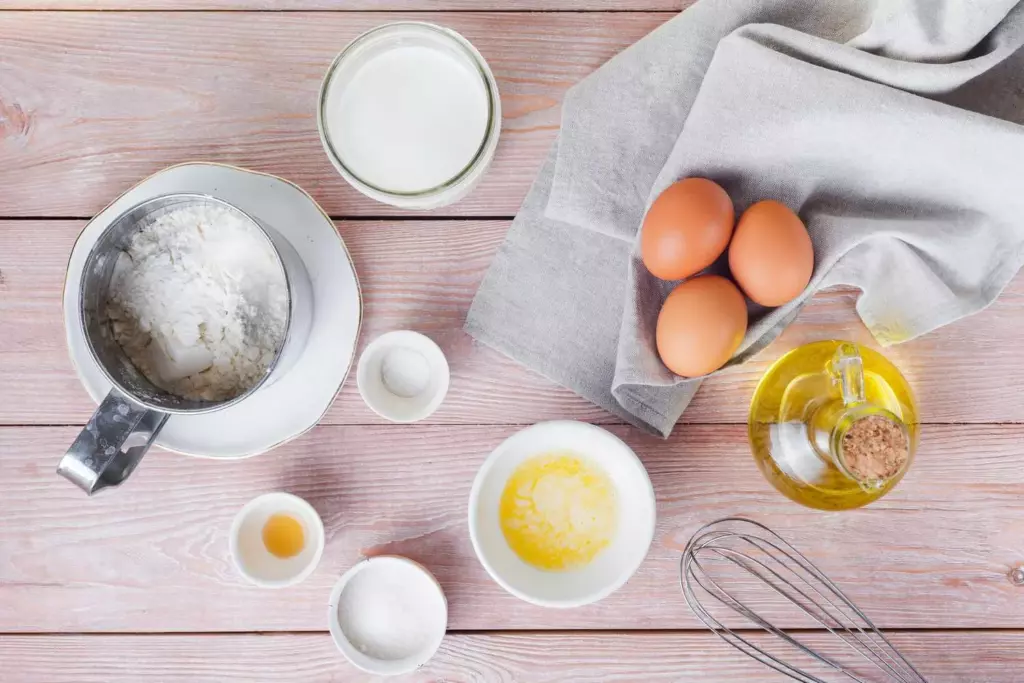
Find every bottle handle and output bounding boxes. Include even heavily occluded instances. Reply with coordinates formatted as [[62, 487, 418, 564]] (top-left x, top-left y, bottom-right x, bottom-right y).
[[57, 389, 169, 495], [829, 342, 866, 407]]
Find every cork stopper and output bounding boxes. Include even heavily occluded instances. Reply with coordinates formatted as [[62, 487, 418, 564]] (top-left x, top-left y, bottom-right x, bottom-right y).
[[840, 414, 909, 482]]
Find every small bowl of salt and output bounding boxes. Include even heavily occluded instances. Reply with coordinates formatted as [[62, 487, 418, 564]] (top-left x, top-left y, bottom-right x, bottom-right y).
[[356, 331, 450, 423], [327, 555, 448, 676]]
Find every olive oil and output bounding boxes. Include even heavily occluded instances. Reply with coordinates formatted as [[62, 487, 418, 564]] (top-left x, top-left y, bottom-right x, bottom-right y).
[[748, 340, 918, 510]]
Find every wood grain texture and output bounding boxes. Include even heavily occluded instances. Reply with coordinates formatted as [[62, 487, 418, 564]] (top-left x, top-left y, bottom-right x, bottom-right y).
[[0, 11, 669, 218], [3, 3, 1019, 675], [2, 0, 691, 9], [2, 631, 1023, 682], [3, 219, 1024, 426], [2, 423, 1023, 632]]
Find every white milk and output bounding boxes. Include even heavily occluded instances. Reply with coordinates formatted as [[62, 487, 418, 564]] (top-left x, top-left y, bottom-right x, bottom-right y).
[[323, 44, 490, 194]]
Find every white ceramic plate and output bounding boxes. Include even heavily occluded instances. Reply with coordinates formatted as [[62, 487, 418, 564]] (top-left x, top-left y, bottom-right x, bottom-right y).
[[63, 163, 362, 458], [468, 421, 657, 608]]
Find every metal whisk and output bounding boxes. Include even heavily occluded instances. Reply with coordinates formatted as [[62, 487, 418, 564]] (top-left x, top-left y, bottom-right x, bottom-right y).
[[680, 518, 928, 683]]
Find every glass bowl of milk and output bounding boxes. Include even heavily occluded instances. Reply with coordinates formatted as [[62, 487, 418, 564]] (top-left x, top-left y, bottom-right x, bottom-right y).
[[318, 22, 501, 210]]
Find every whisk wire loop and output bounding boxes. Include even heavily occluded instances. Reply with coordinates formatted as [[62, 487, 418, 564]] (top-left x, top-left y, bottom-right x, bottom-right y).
[[680, 518, 928, 683]]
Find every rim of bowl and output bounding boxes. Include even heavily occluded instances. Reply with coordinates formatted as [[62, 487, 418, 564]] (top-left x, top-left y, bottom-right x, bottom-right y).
[[355, 331, 451, 423], [327, 555, 448, 675], [229, 492, 325, 589], [79, 192, 294, 415], [317, 21, 499, 202], [467, 420, 657, 608]]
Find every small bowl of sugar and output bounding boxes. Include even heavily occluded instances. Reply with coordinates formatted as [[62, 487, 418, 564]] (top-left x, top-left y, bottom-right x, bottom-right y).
[[356, 330, 450, 423], [327, 555, 448, 676]]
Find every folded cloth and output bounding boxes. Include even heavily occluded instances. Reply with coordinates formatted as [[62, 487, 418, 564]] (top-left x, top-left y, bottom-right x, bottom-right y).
[[466, 0, 1024, 437]]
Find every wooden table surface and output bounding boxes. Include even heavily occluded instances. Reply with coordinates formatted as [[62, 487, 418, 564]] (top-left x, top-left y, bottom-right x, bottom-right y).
[[2, 2, 1024, 681]]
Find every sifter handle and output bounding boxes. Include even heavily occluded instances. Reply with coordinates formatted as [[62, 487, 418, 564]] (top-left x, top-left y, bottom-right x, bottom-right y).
[[57, 389, 169, 495]]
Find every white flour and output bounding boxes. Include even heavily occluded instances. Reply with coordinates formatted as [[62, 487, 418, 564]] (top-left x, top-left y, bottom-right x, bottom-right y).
[[106, 203, 288, 402]]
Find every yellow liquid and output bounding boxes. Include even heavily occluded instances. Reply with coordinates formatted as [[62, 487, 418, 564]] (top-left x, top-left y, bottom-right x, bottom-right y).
[[499, 451, 617, 571], [749, 341, 918, 510], [261, 514, 305, 559]]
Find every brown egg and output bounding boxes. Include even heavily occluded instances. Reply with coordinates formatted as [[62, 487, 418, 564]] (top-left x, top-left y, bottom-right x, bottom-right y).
[[641, 178, 734, 281], [656, 275, 748, 378], [729, 200, 814, 307]]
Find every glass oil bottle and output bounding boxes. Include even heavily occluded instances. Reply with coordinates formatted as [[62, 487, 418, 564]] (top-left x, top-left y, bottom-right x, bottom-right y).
[[748, 340, 918, 511]]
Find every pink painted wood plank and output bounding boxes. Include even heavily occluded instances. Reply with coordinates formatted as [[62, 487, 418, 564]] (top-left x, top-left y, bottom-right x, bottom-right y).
[[2, 0, 691, 9], [2, 219, 1024, 426], [2, 423, 1022, 632], [0, 11, 669, 218], [1, 631, 1022, 682]]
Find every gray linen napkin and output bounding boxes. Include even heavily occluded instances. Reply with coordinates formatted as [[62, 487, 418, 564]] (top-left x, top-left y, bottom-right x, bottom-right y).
[[466, 0, 1024, 437]]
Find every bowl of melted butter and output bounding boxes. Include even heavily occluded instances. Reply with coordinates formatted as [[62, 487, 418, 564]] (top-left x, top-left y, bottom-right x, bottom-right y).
[[468, 421, 656, 608]]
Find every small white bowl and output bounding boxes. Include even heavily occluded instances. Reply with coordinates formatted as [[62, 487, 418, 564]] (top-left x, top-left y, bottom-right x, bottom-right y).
[[229, 492, 325, 588], [356, 331, 450, 423], [327, 555, 448, 676], [468, 421, 656, 608]]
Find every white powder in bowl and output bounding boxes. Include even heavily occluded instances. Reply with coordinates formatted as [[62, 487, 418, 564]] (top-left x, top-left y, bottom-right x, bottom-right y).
[[337, 559, 446, 662], [380, 347, 431, 398], [106, 202, 289, 402]]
